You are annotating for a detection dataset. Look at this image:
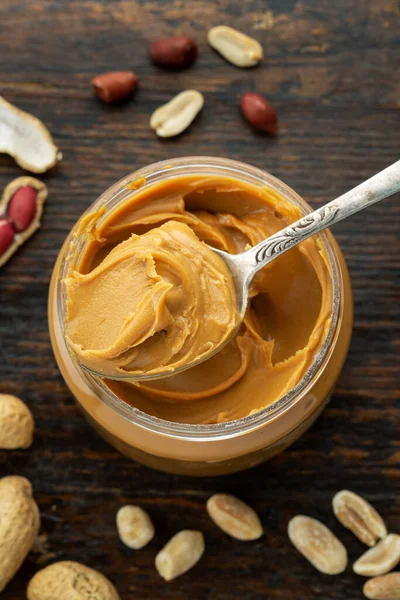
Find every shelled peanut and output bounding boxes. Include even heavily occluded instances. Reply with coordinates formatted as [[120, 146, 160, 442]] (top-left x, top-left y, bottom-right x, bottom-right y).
[[150, 36, 198, 69], [0, 177, 48, 268], [116, 505, 154, 549], [207, 26, 263, 67], [240, 93, 278, 135], [91, 71, 139, 103], [150, 90, 204, 137], [89, 25, 277, 139], [333, 490, 387, 547], [207, 494, 263, 541]]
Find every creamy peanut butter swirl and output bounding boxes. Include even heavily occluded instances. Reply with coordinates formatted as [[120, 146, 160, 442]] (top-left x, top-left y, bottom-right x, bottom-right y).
[[65, 220, 237, 376], [64, 175, 332, 424]]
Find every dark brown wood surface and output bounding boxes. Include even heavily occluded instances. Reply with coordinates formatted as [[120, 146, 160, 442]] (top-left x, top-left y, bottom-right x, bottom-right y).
[[0, 1, 399, 598]]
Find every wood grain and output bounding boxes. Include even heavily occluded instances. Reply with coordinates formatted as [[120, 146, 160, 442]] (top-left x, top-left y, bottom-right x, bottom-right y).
[[0, 0, 399, 598]]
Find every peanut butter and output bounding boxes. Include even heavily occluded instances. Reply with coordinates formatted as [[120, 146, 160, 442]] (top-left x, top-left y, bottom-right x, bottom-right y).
[[65, 220, 237, 376], [64, 174, 332, 424]]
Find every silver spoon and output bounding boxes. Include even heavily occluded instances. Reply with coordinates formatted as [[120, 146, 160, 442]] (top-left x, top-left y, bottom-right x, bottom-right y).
[[83, 160, 400, 382]]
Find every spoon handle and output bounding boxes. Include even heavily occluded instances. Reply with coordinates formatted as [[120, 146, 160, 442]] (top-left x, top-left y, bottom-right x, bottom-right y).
[[247, 160, 400, 273]]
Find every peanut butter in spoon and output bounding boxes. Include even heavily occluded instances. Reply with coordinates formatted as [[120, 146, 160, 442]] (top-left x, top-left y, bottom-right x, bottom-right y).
[[65, 220, 238, 377]]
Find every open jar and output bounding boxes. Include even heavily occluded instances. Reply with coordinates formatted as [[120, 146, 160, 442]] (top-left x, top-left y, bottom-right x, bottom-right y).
[[48, 157, 353, 476]]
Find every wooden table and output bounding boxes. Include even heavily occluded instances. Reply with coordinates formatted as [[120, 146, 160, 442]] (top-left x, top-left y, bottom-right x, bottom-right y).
[[1, 1, 399, 598]]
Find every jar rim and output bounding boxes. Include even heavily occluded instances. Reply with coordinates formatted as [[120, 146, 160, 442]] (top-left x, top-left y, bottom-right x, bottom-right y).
[[57, 156, 342, 441]]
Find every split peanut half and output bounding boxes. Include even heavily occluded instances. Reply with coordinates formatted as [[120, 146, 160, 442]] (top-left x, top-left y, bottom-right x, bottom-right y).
[[207, 26, 263, 67], [150, 90, 204, 137], [354, 535, 400, 577], [333, 490, 387, 547]]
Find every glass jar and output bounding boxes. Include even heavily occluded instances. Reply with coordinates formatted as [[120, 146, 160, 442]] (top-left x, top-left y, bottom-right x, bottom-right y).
[[48, 157, 353, 476]]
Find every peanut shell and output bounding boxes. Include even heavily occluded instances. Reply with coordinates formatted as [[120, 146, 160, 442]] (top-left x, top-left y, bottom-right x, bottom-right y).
[[0, 394, 34, 449], [0, 476, 40, 592], [0, 176, 48, 268], [27, 561, 120, 600], [0, 96, 61, 172]]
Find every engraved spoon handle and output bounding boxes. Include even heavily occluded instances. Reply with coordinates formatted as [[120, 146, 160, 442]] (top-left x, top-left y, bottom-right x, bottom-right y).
[[245, 160, 400, 275]]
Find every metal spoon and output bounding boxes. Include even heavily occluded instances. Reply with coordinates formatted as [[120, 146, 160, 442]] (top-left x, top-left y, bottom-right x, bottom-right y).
[[84, 160, 400, 382]]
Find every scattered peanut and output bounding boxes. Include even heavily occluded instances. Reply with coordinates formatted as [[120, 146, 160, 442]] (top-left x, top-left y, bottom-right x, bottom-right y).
[[27, 561, 120, 600], [0, 476, 40, 592], [8, 186, 38, 232], [354, 534, 400, 577], [333, 490, 387, 547], [92, 71, 139, 103], [207, 494, 263, 541], [207, 25, 263, 67], [150, 90, 204, 138], [363, 572, 400, 600], [288, 515, 347, 575], [150, 36, 197, 69], [155, 530, 204, 581], [0, 177, 48, 268], [240, 93, 278, 135], [0, 221, 15, 259], [116, 505, 154, 549], [0, 96, 61, 173], [0, 394, 34, 449]]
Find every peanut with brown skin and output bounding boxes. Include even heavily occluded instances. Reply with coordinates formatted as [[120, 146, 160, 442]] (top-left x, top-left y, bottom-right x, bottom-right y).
[[0, 220, 15, 257], [150, 36, 197, 69], [92, 71, 139, 103], [240, 93, 278, 135], [7, 186, 38, 232]]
